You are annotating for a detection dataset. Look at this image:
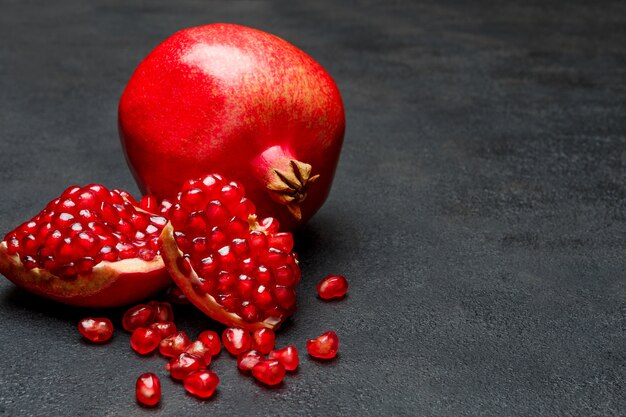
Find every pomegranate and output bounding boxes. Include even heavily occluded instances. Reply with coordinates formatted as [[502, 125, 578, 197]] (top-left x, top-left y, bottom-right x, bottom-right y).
[[166, 352, 206, 380], [0, 184, 170, 307], [130, 327, 161, 355], [317, 274, 348, 300], [119, 23, 345, 230], [237, 350, 263, 372], [183, 370, 219, 399], [268, 346, 299, 371], [222, 328, 251, 356], [251, 328, 275, 354], [78, 317, 113, 343], [197, 330, 221, 356], [251, 360, 286, 386], [306, 330, 339, 359], [159, 330, 191, 357], [136, 373, 161, 407], [158, 174, 301, 330]]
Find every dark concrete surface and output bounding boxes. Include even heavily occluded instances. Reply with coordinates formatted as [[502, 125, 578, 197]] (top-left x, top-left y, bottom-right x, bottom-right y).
[[1, 1, 625, 416]]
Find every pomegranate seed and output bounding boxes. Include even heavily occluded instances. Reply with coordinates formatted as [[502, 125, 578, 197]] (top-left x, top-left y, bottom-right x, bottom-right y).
[[197, 330, 222, 356], [306, 331, 339, 359], [159, 331, 190, 357], [183, 370, 219, 399], [149, 321, 177, 339], [317, 275, 349, 300], [122, 304, 155, 332], [252, 360, 286, 386], [237, 350, 263, 372], [148, 300, 174, 322], [136, 373, 161, 407], [267, 232, 294, 252], [166, 353, 206, 380], [77, 317, 113, 343], [251, 328, 275, 354], [268, 346, 299, 371], [130, 328, 161, 355], [222, 328, 251, 355], [184, 341, 213, 365]]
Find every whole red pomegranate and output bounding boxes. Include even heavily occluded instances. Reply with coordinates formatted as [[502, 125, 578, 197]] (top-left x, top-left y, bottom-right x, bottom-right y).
[[118, 23, 345, 230]]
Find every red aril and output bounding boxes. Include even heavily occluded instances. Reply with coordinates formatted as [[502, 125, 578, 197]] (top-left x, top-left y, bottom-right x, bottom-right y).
[[197, 330, 221, 356], [119, 24, 345, 231], [122, 304, 155, 332], [251, 360, 286, 386], [184, 341, 213, 365], [268, 346, 299, 371], [136, 373, 161, 407], [306, 331, 339, 359], [183, 370, 219, 399], [251, 328, 275, 354], [222, 328, 251, 356], [159, 330, 190, 357], [166, 352, 206, 380], [317, 275, 348, 300], [237, 350, 263, 372], [148, 300, 174, 322], [78, 317, 113, 343], [0, 185, 170, 307], [158, 174, 300, 331], [149, 321, 177, 339], [130, 327, 161, 354]]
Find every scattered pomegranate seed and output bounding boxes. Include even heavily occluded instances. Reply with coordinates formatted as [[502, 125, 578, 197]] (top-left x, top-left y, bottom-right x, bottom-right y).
[[237, 350, 263, 372], [166, 352, 206, 380], [222, 328, 251, 355], [149, 321, 177, 339], [317, 275, 348, 300], [268, 346, 299, 371], [184, 341, 213, 365], [148, 300, 174, 322], [136, 372, 161, 407], [251, 328, 275, 354], [159, 330, 191, 357], [183, 370, 220, 399], [130, 327, 161, 355], [252, 360, 286, 386], [197, 330, 221, 356], [122, 304, 155, 332], [306, 331, 339, 359], [77, 317, 113, 343]]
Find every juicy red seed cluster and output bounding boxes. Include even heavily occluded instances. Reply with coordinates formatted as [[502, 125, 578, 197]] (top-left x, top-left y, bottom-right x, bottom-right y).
[[3, 184, 167, 279], [168, 174, 300, 323]]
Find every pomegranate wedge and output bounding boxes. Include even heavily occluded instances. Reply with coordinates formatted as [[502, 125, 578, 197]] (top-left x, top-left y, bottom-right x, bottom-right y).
[[158, 173, 300, 331], [0, 184, 171, 307]]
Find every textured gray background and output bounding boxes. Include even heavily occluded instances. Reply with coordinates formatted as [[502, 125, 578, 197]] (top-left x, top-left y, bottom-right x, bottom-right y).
[[1, 1, 626, 416]]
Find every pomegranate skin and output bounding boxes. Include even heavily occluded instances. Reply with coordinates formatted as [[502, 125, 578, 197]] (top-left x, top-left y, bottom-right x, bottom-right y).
[[119, 23, 345, 230]]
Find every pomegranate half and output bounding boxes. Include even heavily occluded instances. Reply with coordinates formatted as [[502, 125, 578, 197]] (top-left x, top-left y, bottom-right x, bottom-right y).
[[0, 185, 171, 307], [158, 173, 300, 331], [119, 23, 345, 230]]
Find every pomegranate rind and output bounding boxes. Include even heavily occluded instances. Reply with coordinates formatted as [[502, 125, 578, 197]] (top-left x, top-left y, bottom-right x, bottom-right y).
[[0, 241, 170, 307], [158, 222, 282, 331]]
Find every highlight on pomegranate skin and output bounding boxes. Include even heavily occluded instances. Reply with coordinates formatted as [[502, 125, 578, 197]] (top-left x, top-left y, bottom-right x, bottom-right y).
[[158, 173, 302, 331], [0, 184, 171, 307]]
